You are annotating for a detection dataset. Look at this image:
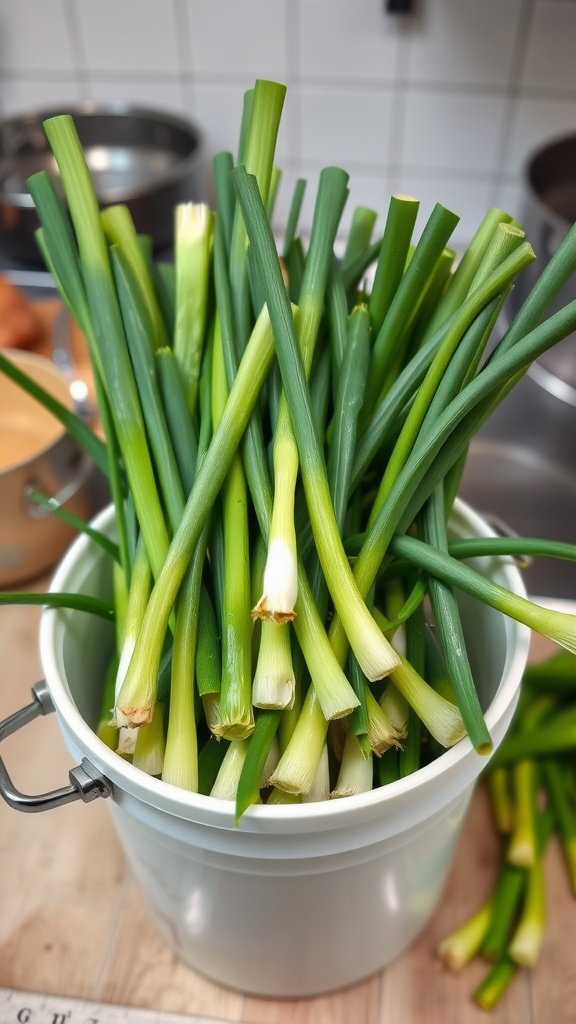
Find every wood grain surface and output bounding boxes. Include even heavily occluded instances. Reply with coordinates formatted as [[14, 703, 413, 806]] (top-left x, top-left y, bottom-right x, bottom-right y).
[[1, 592, 573, 1023]]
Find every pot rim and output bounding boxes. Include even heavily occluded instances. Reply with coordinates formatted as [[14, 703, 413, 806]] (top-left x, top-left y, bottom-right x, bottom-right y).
[[0, 102, 203, 208], [40, 499, 530, 829]]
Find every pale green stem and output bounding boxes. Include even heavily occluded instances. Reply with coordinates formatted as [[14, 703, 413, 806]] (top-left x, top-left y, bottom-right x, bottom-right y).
[[332, 733, 373, 798], [132, 703, 166, 777], [210, 740, 250, 800], [438, 898, 493, 970], [252, 619, 296, 710], [302, 743, 331, 802]]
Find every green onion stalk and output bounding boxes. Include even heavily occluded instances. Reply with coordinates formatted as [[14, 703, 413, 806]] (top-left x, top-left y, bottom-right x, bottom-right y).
[[232, 165, 399, 684], [253, 165, 349, 621], [252, 618, 296, 710], [486, 767, 514, 835], [43, 114, 171, 581], [210, 318, 253, 741], [543, 759, 576, 893], [363, 201, 460, 416], [438, 898, 493, 970], [341, 204, 376, 272], [473, 958, 519, 1012], [302, 743, 331, 803], [213, 201, 360, 727], [331, 733, 373, 798], [508, 853, 546, 967], [210, 741, 250, 801], [132, 702, 166, 776], [389, 534, 576, 658], [173, 202, 214, 417]]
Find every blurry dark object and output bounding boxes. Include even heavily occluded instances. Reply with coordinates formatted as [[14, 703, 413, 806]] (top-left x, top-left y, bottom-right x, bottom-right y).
[[0, 104, 204, 265], [386, 0, 415, 11]]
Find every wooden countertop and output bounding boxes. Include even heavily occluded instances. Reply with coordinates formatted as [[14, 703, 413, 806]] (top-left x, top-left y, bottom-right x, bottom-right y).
[[0, 590, 574, 1024]]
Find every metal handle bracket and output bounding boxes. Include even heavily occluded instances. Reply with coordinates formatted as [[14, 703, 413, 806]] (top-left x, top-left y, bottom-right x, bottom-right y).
[[0, 681, 112, 812]]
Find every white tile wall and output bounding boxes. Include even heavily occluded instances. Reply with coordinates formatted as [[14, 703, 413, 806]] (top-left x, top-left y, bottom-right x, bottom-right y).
[[185, 0, 288, 81], [521, 0, 576, 93], [75, 0, 182, 76], [0, 0, 75, 73], [401, 90, 508, 175], [405, 0, 523, 90], [0, 0, 575, 247], [297, 0, 402, 84]]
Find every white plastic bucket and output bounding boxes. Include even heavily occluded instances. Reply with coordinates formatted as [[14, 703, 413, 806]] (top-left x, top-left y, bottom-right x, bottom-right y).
[[40, 500, 530, 998]]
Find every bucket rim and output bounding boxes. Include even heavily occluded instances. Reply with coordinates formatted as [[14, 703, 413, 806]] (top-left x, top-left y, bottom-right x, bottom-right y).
[[40, 499, 530, 831]]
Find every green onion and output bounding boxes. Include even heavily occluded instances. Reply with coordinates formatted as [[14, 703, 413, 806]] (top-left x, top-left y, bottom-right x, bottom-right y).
[[367, 194, 419, 337], [424, 206, 513, 340], [486, 767, 514, 835], [0, 591, 114, 620], [101, 203, 168, 351], [173, 202, 214, 416], [473, 957, 519, 1011], [43, 114, 170, 580], [437, 898, 493, 970], [363, 201, 459, 414], [508, 854, 546, 966], [133, 702, 165, 776], [331, 734, 373, 798], [507, 760, 538, 868], [113, 536, 152, 721], [161, 557, 202, 792], [235, 710, 282, 821], [390, 651, 465, 748], [302, 743, 331, 803], [543, 759, 576, 893], [270, 688, 327, 795], [210, 741, 250, 801], [389, 533, 576, 655], [252, 620, 295, 710], [254, 165, 349, 621], [211, 319, 253, 741], [342, 205, 377, 272], [232, 165, 399, 684]]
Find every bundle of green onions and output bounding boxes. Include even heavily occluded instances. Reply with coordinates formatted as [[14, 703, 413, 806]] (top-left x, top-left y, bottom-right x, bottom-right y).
[[2, 78, 576, 822], [439, 648, 576, 1011]]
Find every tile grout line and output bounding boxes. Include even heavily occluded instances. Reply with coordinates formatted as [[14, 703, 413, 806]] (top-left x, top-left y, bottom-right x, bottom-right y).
[[490, 0, 536, 204], [173, 0, 194, 115], [2, 69, 576, 106], [62, 0, 90, 100], [285, 0, 302, 167], [387, 14, 416, 191]]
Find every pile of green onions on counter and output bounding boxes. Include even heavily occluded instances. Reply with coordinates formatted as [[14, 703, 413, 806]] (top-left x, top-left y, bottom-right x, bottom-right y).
[[439, 648, 576, 1011], [2, 78, 576, 823]]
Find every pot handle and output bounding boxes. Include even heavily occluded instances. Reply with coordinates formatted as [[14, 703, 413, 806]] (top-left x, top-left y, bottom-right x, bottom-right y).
[[0, 680, 112, 812]]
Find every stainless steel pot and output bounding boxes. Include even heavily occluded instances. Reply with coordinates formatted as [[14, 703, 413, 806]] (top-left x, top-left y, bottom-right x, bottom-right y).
[[0, 104, 204, 264], [0, 349, 99, 586]]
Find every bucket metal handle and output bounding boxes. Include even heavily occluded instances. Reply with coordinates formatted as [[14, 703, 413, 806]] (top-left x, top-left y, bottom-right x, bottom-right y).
[[0, 680, 112, 812]]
